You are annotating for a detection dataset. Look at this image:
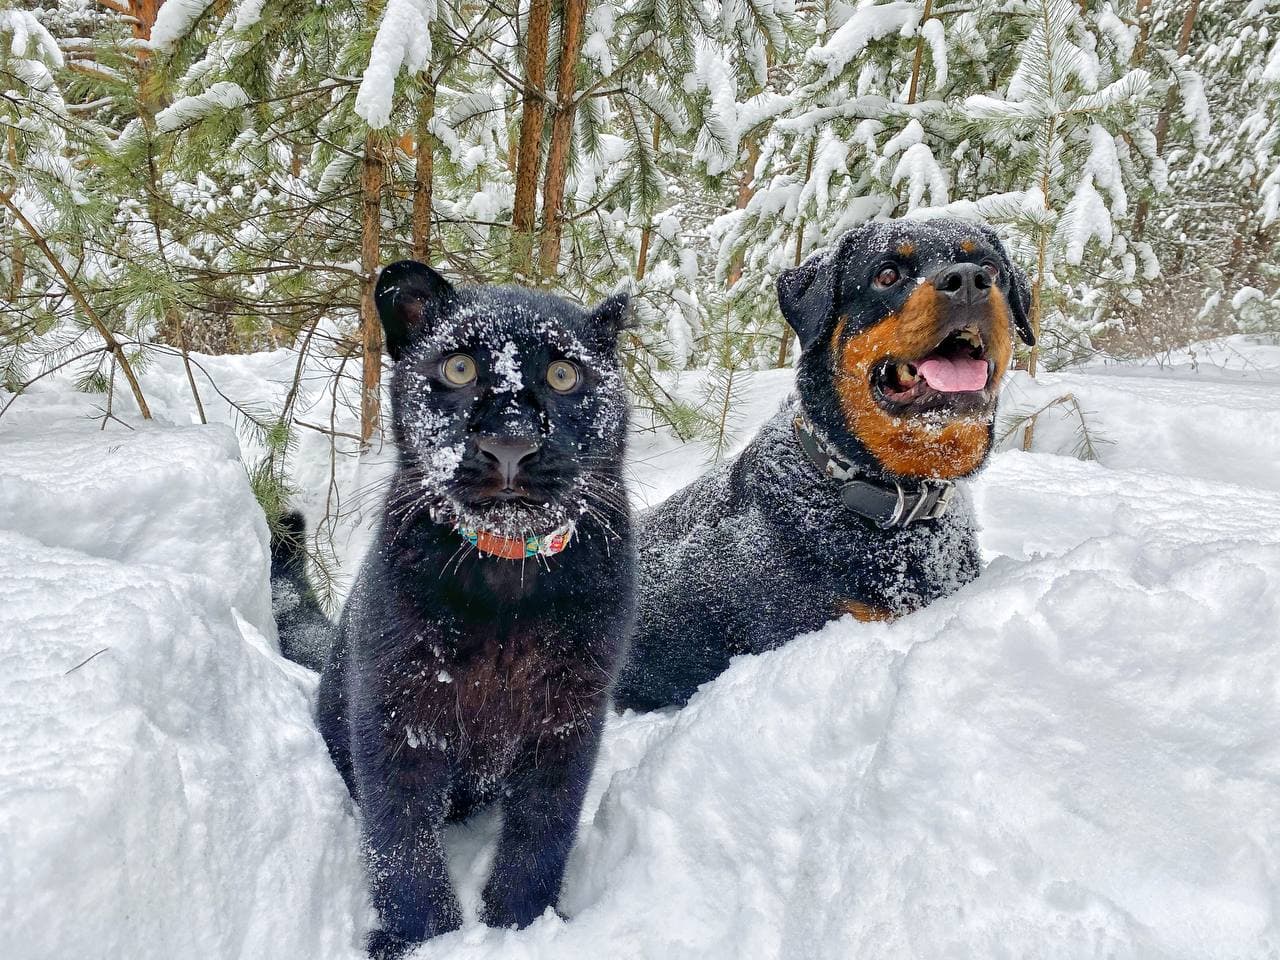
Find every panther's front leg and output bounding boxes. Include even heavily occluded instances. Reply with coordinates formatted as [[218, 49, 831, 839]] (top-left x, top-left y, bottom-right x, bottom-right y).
[[480, 723, 601, 929], [358, 748, 462, 958]]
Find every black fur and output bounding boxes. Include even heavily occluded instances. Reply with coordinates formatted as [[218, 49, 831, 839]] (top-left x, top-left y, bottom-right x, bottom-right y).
[[614, 218, 1029, 711], [273, 261, 635, 957], [268, 511, 328, 672]]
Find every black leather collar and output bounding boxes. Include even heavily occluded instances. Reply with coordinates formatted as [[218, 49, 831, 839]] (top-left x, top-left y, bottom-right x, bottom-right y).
[[792, 413, 956, 529]]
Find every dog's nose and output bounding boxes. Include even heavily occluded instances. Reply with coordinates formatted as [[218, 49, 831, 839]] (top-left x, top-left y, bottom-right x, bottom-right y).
[[934, 263, 991, 305], [475, 436, 540, 488]]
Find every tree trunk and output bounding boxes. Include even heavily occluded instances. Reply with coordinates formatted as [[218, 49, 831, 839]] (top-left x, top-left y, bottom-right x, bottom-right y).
[[511, 0, 552, 279], [777, 139, 817, 368], [635, 121, 661, 281], [360, 134, 386, 447], [537, 0, 589, 278], [1134, 0, 1200, 239], [1132, 0, 1153, 64], [412, 81, 437, 262], [906, 0, 936, 105], [726, 138, 761, 287], [1022, 105, 1058, 452], [6, 128, 22, 302]]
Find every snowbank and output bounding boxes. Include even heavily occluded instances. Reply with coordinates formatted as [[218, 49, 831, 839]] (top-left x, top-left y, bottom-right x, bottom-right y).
[[3, 335, 1279, 958], [0, 425, 366, 960], [408, 449, 1280, 960]]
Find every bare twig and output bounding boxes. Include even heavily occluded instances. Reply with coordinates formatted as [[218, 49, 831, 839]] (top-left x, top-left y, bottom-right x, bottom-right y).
[[65, 646, 110, 675]]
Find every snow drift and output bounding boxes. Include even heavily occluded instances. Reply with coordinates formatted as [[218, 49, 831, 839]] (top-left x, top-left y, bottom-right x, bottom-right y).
[[0, 426, 366, 960], [2, 336, 1279, 958]]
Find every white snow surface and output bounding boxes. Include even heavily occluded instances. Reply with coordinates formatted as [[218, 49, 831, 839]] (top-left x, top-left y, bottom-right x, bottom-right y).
[[0, 424, 366, 959], [3, 335, 1280, 957]]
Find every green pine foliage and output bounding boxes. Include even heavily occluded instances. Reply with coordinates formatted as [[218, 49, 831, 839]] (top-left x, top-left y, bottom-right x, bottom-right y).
[[2, 0, 1278, 445]]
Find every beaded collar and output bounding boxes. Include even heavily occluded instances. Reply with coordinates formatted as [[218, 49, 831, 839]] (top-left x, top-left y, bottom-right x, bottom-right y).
[[457, 521, 576, 560]]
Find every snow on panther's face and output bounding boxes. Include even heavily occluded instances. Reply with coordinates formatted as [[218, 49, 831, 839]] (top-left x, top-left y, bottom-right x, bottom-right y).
[[376, 261, 630, 537]]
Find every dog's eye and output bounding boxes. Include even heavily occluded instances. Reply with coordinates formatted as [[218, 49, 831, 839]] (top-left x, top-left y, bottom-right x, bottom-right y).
[[873, 266, 900, 289], [981, 261, 1001, 282], [441, 353, 477, 387], [546, 360, 580, 394]]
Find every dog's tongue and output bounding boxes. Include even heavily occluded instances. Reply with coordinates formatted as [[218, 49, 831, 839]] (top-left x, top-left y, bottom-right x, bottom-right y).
[[917, 356, 989, 393]]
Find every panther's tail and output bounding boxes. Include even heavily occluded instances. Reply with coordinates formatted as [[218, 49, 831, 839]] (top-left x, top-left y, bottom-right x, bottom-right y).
[[269, 511, 332, 672]]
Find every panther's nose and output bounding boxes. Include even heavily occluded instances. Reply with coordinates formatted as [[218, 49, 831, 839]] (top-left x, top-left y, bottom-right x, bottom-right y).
[[475, 436, 541, 489], [934, 262, 992, 306]]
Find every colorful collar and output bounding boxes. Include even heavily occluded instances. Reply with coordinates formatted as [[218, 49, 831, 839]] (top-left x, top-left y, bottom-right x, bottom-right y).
[[457, 521, 575, 560]]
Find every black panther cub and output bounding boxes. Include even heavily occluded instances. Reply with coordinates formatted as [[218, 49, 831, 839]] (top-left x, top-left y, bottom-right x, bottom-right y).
[[271, 261, 635, 958]]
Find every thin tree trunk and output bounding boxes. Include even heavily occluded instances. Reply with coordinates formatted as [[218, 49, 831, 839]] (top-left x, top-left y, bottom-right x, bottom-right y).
[[635, 120, 661, 281], [1134, 0, 1200, 239], [360, 134, 386, 448], [906, 0, 935, 105], [1132, 0, 1153, 64], [412, 81, 437, 262], [777, 139, 817, 368], [726, 138, 761, 287], [6, 128, 22, 301], [1154, 0, 1200, 155], [537, 0, 589, 277], [511, 0, 552, 279]]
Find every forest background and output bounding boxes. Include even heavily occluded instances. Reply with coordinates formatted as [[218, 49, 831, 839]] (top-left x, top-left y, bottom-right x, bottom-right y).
[[3, 0, 1278, 528]]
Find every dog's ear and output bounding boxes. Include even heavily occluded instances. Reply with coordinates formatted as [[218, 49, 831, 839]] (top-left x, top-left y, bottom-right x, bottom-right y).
[[375, 260, 455, 361], [776, 226, 871, 353], [590, 292, 632, 336], [977, 226, 1035, 346], [1006, 261, 1035, 346]]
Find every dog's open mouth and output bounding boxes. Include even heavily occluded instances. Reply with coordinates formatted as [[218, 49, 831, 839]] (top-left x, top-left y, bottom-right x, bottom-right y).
[[871, 326, 996, 416]]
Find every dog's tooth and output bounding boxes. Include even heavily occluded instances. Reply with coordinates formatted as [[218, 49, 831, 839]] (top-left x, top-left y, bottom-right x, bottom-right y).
[[897, 362, 918, 384]]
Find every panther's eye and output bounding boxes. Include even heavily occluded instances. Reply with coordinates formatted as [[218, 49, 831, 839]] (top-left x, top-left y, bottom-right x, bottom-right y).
[[546, 360, 580, 394], [981, 261, 1001, 282], [873, 265, 901, 289], [441, 353, 477, 387]]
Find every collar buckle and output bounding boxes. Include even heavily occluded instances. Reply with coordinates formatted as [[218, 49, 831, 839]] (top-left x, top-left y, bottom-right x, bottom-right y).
[[794, 412, 956, 530]]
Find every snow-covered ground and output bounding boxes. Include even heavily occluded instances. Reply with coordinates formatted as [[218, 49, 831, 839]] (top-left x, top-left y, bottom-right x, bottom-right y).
[[3, 336, 1279, 958]]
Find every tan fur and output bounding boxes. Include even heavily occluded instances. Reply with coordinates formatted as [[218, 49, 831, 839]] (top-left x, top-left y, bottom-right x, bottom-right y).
[[838, 600, 895, 623], [832, 284, 1014, 479]]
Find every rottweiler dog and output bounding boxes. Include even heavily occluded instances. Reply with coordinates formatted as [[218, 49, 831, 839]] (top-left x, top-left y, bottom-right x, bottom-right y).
[[613, 218, 1034, 711]]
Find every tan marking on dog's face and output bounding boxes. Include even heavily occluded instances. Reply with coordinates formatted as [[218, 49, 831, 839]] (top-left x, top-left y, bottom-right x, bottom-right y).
[[896, 242, 916, 257], [831, 284, 1015, 479], [838, 600, 895, 623], [960, 238, 977, 253]]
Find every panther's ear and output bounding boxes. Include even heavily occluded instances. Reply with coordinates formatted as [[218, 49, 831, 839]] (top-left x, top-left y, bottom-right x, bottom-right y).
[[776, 226, 868, 353], [977, 226, 1035, 346], [375, 260, 455, 361], [590, 292, 632, 335]]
